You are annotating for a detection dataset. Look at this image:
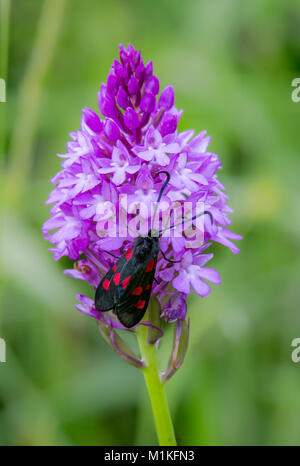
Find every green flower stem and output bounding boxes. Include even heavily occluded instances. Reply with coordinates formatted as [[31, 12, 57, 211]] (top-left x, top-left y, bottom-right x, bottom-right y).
[[136, 308, 176, 446]]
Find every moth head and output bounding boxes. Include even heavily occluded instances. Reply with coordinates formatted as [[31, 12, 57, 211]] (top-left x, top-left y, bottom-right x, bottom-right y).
[[147, 228, 160, 238], [135, 235, 157, 260]]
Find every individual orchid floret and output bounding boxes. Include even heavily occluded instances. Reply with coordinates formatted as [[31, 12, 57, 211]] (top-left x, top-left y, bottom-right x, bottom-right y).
[[172, 251, 221, 297], [99, 140, 140, 185], [134, 126, 180, 166]]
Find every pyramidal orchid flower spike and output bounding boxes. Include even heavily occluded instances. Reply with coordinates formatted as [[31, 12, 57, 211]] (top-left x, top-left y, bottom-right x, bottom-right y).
[[43, 44, 241, 446]]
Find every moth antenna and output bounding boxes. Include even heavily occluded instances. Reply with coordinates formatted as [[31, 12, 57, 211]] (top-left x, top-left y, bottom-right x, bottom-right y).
[[156, 171, 170, 203], [159, 210, 213, 235], [151, 171, 170, 231]]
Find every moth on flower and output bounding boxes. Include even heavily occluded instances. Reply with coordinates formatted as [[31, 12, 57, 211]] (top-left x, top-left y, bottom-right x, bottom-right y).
[[43, 44, 241, 367], [95, 171, 213, 328]]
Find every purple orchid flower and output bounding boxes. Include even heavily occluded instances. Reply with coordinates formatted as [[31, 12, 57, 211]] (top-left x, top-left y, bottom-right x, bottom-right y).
[[43, 44, 241, 374]]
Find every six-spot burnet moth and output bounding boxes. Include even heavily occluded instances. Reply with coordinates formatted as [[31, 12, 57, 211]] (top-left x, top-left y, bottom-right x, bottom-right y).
[[95, 171, 212, 328]]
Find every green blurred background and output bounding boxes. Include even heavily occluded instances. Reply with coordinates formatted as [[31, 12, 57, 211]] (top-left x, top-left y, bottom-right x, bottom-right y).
[[0, 0, 300, 445]]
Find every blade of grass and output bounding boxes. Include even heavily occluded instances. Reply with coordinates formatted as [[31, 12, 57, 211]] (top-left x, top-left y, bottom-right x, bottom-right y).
[[0, 0, 11, 329], [4, 0, 67, 210], [0, 0, 10, 172]]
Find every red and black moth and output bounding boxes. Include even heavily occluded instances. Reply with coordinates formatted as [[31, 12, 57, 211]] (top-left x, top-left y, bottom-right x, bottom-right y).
[[95, 172, 212, 328], [95, 235, 159, 328]]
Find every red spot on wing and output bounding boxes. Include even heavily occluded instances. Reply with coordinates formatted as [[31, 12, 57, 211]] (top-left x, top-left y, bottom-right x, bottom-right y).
[[146, 258, 155, 272], [103, 279, 110, 290], [113, 265, 117, 272], [132, 286, 143, 296], [113, 273, 120, 285], [125, 247, 133, 261], [145, 284, 151, 290], [135, 300, 146, 309], [122, 276, 131, 290]]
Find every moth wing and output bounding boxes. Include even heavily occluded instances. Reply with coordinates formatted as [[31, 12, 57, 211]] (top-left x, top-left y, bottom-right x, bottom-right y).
[[116, 258, 157, 328], [94, 251, 129, 312]]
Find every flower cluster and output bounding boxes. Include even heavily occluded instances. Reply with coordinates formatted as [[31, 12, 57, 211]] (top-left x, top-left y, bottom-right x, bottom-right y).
[[43, 44, 241, 329]]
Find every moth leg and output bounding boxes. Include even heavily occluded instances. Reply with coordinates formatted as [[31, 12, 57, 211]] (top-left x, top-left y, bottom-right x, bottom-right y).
[[102, 250, 121, 259], [160, 249, 181, 263]]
